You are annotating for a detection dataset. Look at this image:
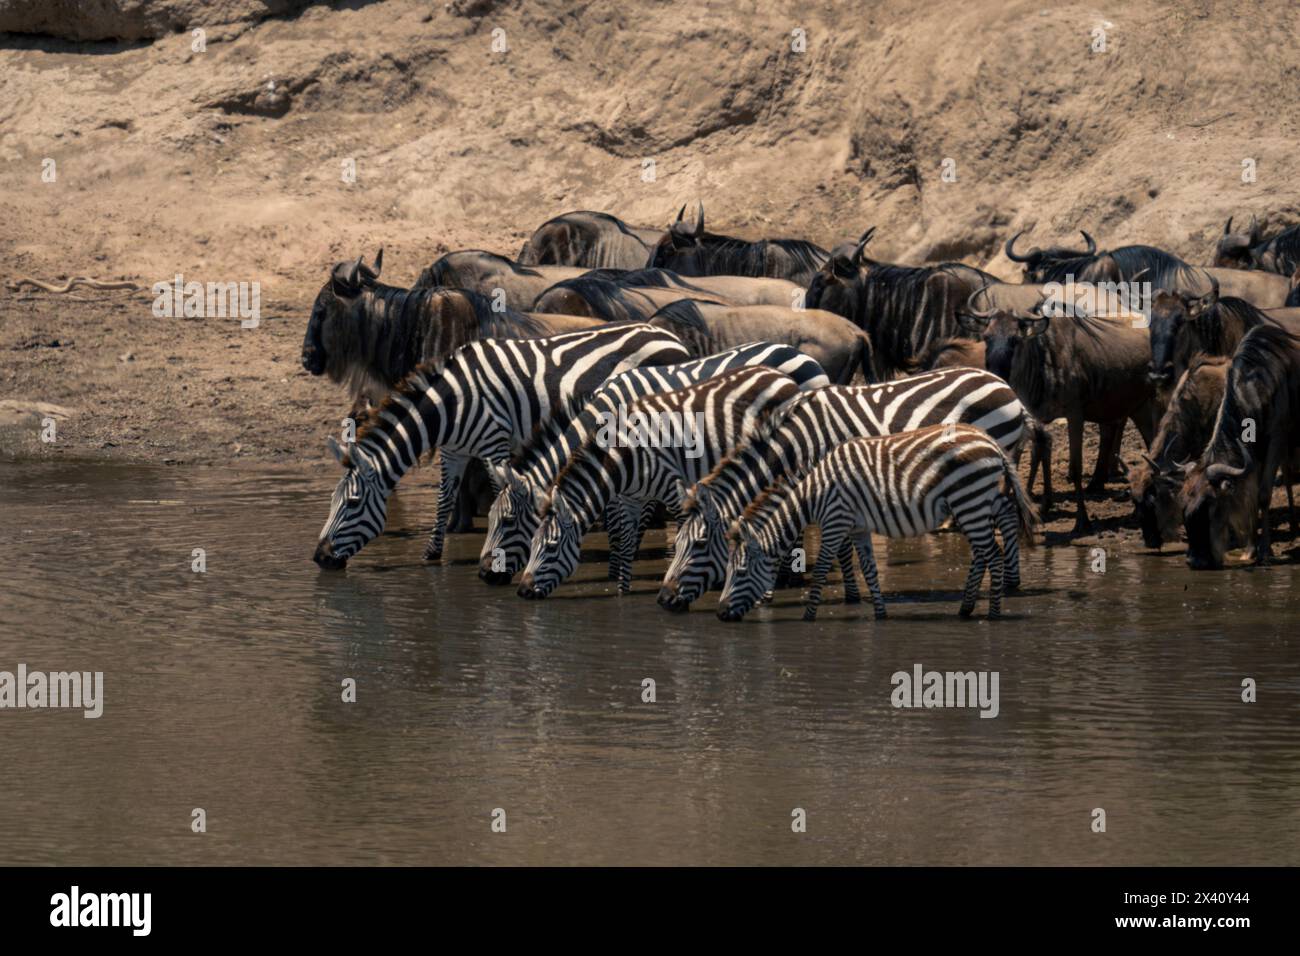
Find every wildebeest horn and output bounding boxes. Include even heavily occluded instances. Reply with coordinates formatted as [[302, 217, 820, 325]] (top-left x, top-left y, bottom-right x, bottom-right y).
[[852, 226, 876, 264], [1081, 230, 1096, 255], [696, 202, 705, 237], [372, 247, 384, 278], [676, 204, 686, 223], [1205, 460, 1247, 482], [1005, 231, 1032, 263], [1224, 216, 1234, 236], [1141, 453, 1160, 469], [964, 285, 996, 319], [1249, 214, 1261, 243]]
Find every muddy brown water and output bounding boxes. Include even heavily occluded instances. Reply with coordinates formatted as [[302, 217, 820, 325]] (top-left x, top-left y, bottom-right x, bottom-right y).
[[1, 461, 1297, 865]]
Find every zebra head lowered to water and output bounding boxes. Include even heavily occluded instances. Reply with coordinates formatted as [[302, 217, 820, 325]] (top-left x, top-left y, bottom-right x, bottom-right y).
[[657, 367, 1028, 611], [311, 324, 691, 569], [715, 424, 1037, 623]]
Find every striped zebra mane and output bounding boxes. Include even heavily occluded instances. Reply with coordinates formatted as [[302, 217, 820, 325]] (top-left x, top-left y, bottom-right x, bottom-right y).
[[509, 391, 593, 473], [728, 478, 794, 546], [353, 364, 438, 447]]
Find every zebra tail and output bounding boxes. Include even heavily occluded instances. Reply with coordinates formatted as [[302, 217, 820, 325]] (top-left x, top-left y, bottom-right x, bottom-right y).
[[1002, 452, 1038, 547]]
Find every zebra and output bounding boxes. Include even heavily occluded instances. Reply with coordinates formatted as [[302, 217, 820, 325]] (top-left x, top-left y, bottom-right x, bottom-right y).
[[477, 342, 831, 585], [657, 367, 1027, 611], [313, 323, 690, 569], [716, 424, 1037, 622], [515, 366, 803, 598]]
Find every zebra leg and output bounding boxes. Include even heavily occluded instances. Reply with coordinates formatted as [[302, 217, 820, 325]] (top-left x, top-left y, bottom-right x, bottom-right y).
[[984, 532, 1005, 621], [424, 452, 468, 561], [617, 500, 653, 594], [853, 534, 886, 620], [838, 538, 861, 604], [603, 502, 625, 582], [803, 536, 841, 621], [954, 511, 995, 618], [994, 495, 1021, 591]]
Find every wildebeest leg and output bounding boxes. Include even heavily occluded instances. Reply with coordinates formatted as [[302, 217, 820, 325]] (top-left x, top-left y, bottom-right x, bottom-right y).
[[1086, 422, 1121, 491], [1253, 466, 1279, 565], [993, 495, 1021, 590], [1285, 459, 1298, 537], [1069, 418, 1092, 535], [838, 538, 861, 604], [451, 459, 492, 533], [424, 452, 468, 561], [852, 534, 886, 620], [1036, 422, 1054, 520]]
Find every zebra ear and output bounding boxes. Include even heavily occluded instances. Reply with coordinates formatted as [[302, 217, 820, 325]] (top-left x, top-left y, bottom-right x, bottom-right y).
[[486, 460, 511, 488]]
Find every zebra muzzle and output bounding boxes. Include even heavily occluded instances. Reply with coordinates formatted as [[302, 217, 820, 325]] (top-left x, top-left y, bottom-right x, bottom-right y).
[[657, 587, 690, 613], [313, 542, 347, 570], [479, 567, 514, 585]]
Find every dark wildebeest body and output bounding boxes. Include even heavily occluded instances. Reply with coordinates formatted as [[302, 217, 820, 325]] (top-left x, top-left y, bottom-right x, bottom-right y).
[[413, 250, 586, 312], [1128, 355, 1229, 550], [911, 338, 1055, 518], [648, 204, 829, 286], [1008, 235, 1292, 308], [647, 298, 873, 384], [1182, 325, 1300, 568], [958, 298, 1162, 534], [804, 231, 996, 381], [517, 211, 665, 269], [533, 277, 731, 323], [583, 267, 803, 309], [1214, 216, 1300, 276], [1146, 286, 1300, 389]]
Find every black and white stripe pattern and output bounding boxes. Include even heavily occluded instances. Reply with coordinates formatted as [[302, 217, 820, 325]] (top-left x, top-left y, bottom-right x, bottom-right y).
[[717, 424, 1036, 622], [516, 366, 803, 598], [478, 342, 830, 584], [658, 367, 1027, 610], [313, 323, 690, 567]]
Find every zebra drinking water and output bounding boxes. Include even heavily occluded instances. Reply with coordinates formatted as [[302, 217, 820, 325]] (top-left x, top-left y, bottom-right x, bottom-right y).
[[313, 323, 690, 568], [478, 342, 830, 585], [716, 423, 1037, 622], [658, 368, 1027, 611]]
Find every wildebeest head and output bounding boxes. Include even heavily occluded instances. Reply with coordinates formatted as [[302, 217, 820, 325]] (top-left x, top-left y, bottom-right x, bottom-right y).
[[1181, 443, 1255, 570], [804, 227, 875, 317], [302, 249, 383, 377], [1146, 280, 1218, 385], [1005, 230, 1097, 283], [1128, 448, 1187, 550], [957, 288, 1049, 381], [1212, 215, 1263, 269], [648, 203, 707, 271]]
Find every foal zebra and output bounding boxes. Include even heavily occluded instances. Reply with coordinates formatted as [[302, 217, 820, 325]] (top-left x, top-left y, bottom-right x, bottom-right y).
[[717, 424, 1037, 622], [478, 342, 830, 585], [313, 324, 689, 568], [516, 366, 802, 598], [657, 367, 1027, 610]]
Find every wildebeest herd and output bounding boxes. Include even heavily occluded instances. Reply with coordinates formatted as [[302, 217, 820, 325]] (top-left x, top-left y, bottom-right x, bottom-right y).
[[303, 206, 1300, 620]]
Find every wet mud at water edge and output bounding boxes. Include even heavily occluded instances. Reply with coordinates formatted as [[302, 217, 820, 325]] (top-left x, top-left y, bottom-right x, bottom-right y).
[[1, 461, 1297, 866]]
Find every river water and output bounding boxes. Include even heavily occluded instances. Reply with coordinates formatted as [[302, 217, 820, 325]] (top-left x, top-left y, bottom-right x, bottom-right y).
[[1, 461, 1296, 865]]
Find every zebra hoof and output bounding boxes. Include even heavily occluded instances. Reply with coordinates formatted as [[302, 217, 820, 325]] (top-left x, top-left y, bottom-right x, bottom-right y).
[[801, 609, 818, 622], [1005, 576, 1020, 591], [959, 605, 975, 618], [423, 548, 442, 562], [874, 610, 887, 620]]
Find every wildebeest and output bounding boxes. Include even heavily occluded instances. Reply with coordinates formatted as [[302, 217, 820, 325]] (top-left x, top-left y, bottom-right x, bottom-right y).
[[1146, 282, 1300, 389], [1005, 233, 1293, 308], [583, 267, 804, 309], [1128, 355, 1229, 550], [516, 211, 665, 269], [804, 229, 997, 380], [1213, 216, 1300, 275], [647, 203, 830, 285], [1182, 324, 1300, 568], [911, 337, 1055, 518], [647, 298, 874, 384], [532, 276, 729, 322], [413, 250, 586, 311], [1004, 230, 1098, 283], [958, 292, 1161, 534]]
